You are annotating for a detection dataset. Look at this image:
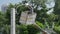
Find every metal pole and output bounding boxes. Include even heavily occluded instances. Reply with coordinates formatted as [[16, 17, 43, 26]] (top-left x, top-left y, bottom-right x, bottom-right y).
[[11, 8, 15, 34]]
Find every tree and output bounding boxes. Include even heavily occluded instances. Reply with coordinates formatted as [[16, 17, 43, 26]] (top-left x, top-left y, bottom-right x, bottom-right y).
[[54, 0, 60, 25], [0, 12, 6, 26], [54, 0, 60, 15], [5, 3, 15, 25], [54, 0, 60, 23]]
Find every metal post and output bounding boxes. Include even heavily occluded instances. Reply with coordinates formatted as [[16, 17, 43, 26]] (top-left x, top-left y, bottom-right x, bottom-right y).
[[11, 8, 15, 34]]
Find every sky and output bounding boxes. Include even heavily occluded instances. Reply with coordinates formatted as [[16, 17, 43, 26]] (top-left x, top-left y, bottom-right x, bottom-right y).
[[0, 0, 55, 11], [46, 0, 55, 8], [0, 0, 23, 10]]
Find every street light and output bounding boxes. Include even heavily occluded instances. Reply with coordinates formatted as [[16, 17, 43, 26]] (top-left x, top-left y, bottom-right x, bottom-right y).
[[25, 3, 34, 14], [19, 2, 37, 25], [10, 2, 35, 34]]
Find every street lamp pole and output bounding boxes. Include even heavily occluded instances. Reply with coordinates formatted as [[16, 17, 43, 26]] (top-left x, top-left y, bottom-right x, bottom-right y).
[[11, 8, 16, 34]]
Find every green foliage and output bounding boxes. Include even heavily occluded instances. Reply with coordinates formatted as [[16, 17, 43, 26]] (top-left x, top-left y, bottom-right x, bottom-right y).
[[2, 25, 10, 34], [54, 26, 60, 34], [54, 0, 60, 15], [0, 25, 10, 34], [0, 12, 7, 27], [0, 25, 40, 34], [27, 0, 47, 8], [0, 0, 60, 34], [27, 25, 40, 34], [16, 25, 28, 34], [36, 21, 45, 28]]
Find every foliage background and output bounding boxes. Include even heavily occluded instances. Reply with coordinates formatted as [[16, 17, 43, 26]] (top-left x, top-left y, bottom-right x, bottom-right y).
[[0, 0, 60, 34]]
